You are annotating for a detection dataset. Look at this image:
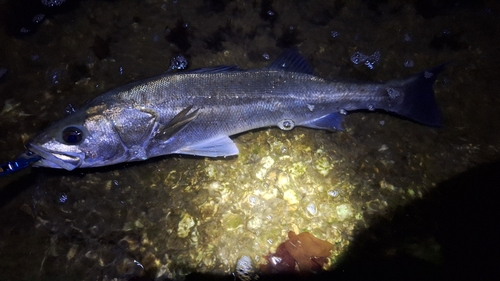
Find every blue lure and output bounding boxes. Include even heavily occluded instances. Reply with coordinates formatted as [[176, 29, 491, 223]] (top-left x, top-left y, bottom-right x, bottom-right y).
[[0, 151, 41, 176]]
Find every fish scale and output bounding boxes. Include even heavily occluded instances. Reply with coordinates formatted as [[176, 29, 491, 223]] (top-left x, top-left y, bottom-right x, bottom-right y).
[[26, 49, 444, 170]]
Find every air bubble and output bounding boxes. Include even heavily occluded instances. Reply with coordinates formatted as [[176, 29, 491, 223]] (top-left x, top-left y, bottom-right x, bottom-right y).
[[330, 31, 339, 38], [33, 14, 45, 24], [328, 190, 339, 197], [339, 108, 347, 115], [350, 51, 380, 70], [41, 0, 65, 7], [64, 103, 75, 115], [248, 195, 258, 206], [169, 54, 188, 70], [306, 203, 317, 215], [387, 87, 401, 99], [278, 119, 295, 130], [58, 193, 68, 204], [404, 60, 414, 68], [350, 52, 363, 64], [368, 104, 375, 111]]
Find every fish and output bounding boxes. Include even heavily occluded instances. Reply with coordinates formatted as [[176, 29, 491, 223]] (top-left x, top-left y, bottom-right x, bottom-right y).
[[26, 49, 444, 170]]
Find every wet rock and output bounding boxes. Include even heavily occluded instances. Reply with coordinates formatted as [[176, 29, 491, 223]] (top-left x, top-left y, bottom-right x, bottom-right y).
[[91, 35, 111, 60], [6, 0, 81, 37], [165, 19, 191, 52]]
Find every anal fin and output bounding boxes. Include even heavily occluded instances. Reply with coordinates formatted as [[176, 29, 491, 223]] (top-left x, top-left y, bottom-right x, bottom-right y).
[[300, 113, 344, 131], [174, 135, 239, 157]]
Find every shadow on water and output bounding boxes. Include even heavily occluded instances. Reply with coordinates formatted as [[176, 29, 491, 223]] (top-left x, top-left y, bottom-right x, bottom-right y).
[[179, 159, 500, 281]]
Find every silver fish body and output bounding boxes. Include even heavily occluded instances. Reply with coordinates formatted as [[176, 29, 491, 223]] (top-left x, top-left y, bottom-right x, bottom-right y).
[[26, 50, 443, 170]]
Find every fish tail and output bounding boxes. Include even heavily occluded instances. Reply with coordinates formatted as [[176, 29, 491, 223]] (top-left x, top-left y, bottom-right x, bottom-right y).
[[392, 64, 446, 127]]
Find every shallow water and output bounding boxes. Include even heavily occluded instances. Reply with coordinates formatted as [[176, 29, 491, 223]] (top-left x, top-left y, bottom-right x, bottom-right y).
[[1, 0, 499, 280]]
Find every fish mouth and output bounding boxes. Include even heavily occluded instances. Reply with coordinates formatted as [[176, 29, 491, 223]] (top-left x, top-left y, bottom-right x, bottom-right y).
[[26, 143, 84, 171]]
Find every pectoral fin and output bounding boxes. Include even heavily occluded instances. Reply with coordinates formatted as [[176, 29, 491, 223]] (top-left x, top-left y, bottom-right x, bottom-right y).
[[174, 135, 239, 157], [157, 106, 199, 142]]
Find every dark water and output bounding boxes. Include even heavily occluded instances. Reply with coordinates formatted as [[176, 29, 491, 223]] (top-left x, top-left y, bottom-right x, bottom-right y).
[[1, 0, 499, 280]]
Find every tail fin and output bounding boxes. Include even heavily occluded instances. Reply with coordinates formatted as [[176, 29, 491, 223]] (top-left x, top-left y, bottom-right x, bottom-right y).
[[394, 64, 446, 127]]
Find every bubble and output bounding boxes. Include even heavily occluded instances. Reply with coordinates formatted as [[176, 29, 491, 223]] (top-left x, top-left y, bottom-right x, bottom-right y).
[[350, 52, 365, 65], [386, 87, 401, 99], [236, 256, 254, 281], [327, 190, 339, 197], [330, 31, 339, 38], [47, 67, 68, 85], [64, 103, 75, 115], [58, 193, 68, 204], [306, 203, 317, 215], [248, 195, 258, 206], [351, 51, 380, 70], [339, 108, 347, 115], [169, 54, 188, 70], [278, 119, 295, 130], [404, 60, 414, 68], [32, 14, 45, 24], [262, 53, 270, 60], [41, 0, 66, 7], [368, 104, 375, 111]]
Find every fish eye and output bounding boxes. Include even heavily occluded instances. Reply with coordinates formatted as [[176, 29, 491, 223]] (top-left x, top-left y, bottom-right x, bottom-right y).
[[62, 126, 84, 145]]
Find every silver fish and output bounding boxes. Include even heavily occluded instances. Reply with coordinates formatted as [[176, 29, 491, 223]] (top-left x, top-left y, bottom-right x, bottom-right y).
[[26, 50, 443, 170]]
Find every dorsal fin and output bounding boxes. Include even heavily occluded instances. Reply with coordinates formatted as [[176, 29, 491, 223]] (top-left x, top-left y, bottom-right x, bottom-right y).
[[183, 65, 243, 74], [266, 49, 314, 74]]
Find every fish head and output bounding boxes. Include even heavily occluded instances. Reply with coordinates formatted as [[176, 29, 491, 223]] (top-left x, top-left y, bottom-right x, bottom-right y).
[[26, 105, 127, 170]]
